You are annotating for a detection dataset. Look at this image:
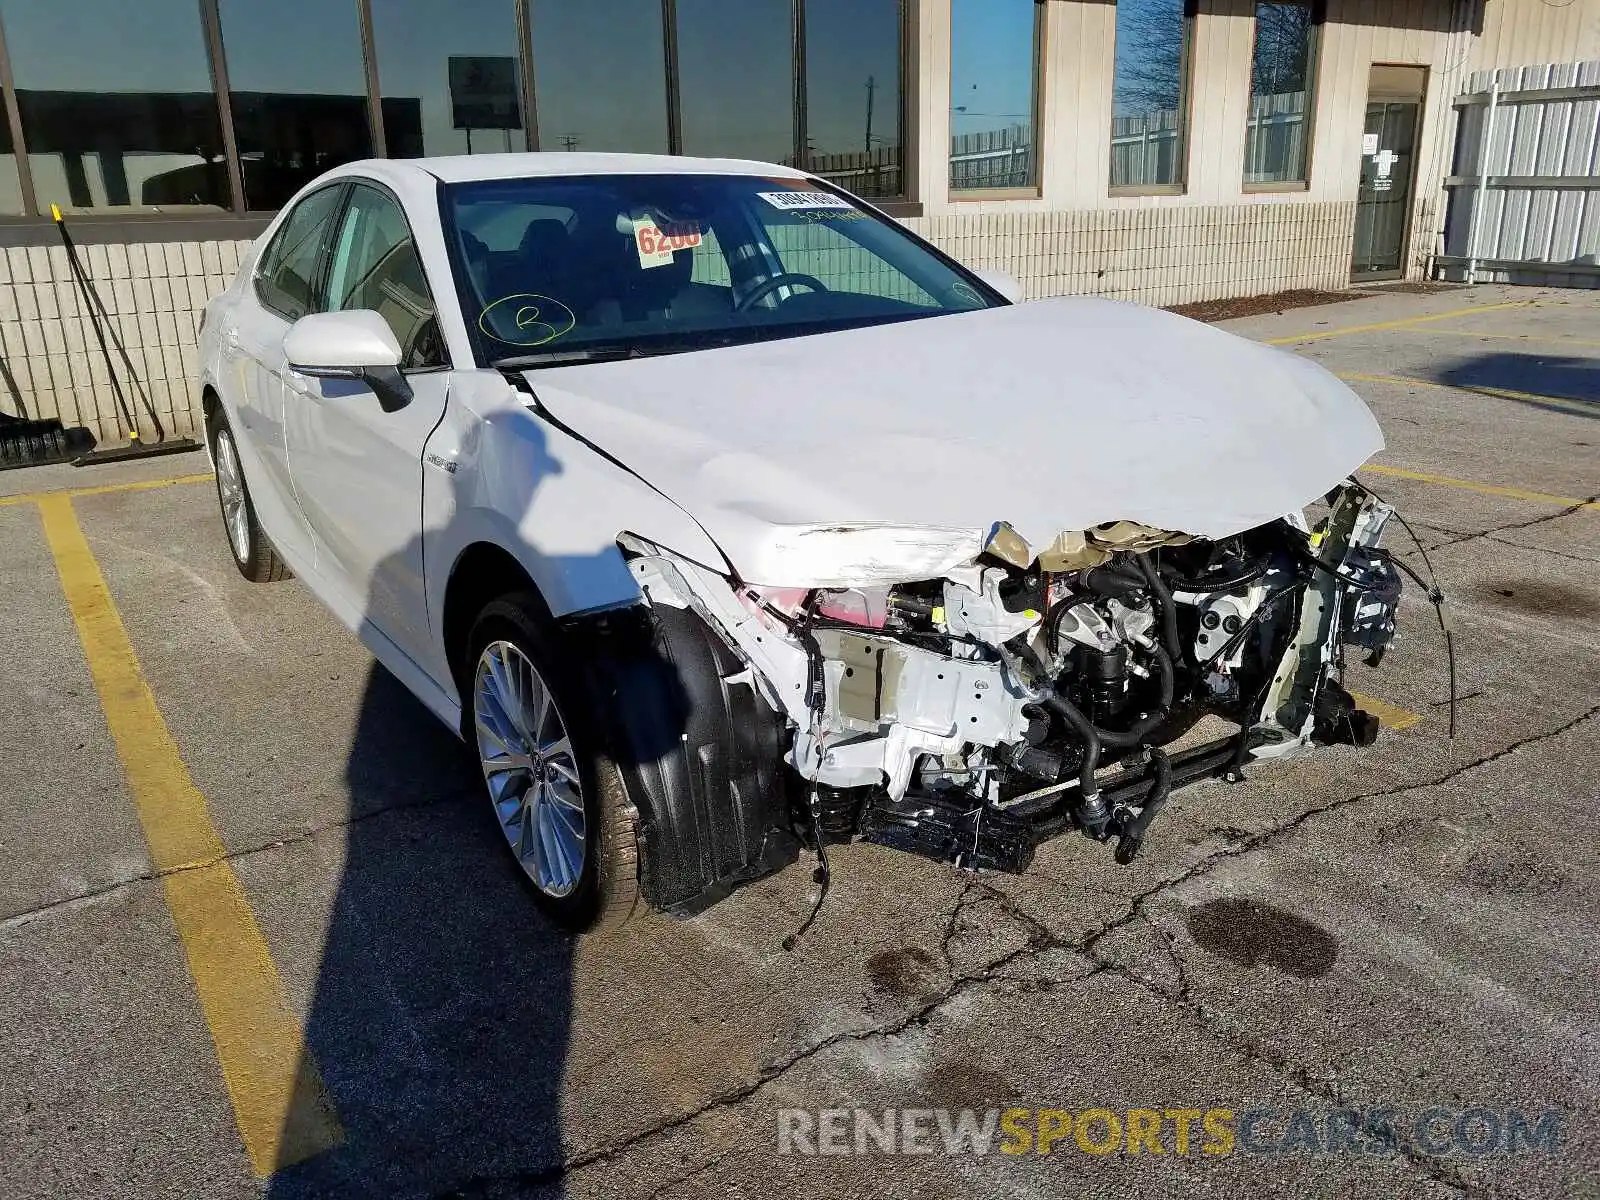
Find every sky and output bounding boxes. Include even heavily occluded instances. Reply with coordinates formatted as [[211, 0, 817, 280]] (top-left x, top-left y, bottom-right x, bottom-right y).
[[949, 0, 1037, 138]]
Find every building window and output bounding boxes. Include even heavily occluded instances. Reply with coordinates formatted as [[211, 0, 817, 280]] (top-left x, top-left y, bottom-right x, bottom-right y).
[[1244, 0, 1319, 185], [676, 0, 795, 163], [528, 0, 670, 154], [1110, 0, 1192, 191], [371, 0, 522, 158], [949, 0, 1039, 192], [0, 0, 228, 212], [802, 0, 903, 197], [217, 0, 374, 211]]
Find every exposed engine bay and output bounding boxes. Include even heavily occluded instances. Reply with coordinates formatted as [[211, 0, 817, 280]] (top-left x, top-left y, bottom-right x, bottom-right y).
[[612, 482, 1401, 907]]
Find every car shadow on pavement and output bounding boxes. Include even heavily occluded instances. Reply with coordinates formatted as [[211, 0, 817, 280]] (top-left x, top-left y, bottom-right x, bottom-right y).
[[265, 661, 583, 1198], [266, 420, 689, 1198], [1434, 352, 1600, 419]]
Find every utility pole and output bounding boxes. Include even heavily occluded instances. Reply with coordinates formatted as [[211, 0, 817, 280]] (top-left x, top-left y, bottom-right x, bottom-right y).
[[864, 74, 876, 156], [559, 134, 581, 152]]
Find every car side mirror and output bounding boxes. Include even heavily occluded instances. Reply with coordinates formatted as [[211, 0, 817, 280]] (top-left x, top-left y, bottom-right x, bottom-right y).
[[972, 267, 1024, 304], [284, 310, 414, 412]]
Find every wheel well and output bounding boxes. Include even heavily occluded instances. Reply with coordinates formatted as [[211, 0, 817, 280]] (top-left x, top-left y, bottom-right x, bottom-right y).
[[441, 542, 552, 701]]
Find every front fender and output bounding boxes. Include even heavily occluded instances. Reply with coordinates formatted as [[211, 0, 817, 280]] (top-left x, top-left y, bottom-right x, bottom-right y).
[[422, 374, 733, 676]]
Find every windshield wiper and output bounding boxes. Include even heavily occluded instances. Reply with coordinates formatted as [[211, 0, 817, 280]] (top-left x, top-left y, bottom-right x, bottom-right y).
[[492, 345, 655, 370], [493, 330, 764, 372]]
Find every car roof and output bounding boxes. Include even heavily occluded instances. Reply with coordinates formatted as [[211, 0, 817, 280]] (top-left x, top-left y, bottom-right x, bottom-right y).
[[356, 152, 812, 185]]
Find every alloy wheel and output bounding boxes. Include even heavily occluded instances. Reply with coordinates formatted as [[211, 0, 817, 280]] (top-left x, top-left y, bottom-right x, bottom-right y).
[[473, 639, 587, 898], [214, 429, 251, 564]]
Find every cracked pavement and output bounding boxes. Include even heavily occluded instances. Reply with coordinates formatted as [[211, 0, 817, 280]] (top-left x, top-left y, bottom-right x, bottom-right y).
[[1, 285, 1596, 1198]]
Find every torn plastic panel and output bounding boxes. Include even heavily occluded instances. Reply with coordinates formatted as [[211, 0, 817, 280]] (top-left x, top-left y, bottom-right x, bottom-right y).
[[612, 482, 1401, 891]]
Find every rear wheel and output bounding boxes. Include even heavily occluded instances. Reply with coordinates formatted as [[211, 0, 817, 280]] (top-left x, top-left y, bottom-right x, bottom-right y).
[[208, 409, 288, 583], [467, 595, 640, 932]]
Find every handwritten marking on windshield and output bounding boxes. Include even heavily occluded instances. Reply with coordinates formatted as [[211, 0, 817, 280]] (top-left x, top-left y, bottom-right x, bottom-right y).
[[479, 293, 576, 347]]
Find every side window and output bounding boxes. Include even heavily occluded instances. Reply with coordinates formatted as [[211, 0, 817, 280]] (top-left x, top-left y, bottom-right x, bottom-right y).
[[324, 184, 444, 369], [255, 186, 345, 321]]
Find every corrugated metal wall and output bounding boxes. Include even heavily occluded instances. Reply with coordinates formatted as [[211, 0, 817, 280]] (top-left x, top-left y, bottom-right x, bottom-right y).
[[1439, 59, 1600, 283], [1468, 0, 1600, 73]]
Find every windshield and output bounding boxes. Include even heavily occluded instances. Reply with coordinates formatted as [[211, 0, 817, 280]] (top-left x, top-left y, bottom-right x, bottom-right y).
[[441, 173, 1002, 365]]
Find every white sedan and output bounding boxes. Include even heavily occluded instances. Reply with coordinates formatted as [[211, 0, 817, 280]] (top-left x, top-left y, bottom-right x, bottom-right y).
[[197, 153, 1402, 932]]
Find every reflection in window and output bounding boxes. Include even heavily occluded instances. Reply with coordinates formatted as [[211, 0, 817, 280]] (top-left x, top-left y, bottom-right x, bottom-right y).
[[218, 0, 373, 210], [769, 218, 933, 305], [1245, 0, 1318, 184], [803, 0, 902, 197], [949, 0, 1038, 191], [371, 0, 521, 158], [256, 184, 346, 320], [327, 185, 442, 367], [1110, 0, 1191, 190], [0, 88, 21, 214], [529, 0, 669, 154], [0, 0, 227, 211], [676, 0, 793, 163]]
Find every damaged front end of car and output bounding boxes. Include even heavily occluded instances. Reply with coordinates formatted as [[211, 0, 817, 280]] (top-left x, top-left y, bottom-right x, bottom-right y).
[[608, 482, 1401, 913]]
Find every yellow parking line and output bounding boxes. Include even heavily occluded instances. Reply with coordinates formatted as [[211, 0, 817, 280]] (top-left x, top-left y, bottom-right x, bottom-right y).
[[1265, 299, 1533, 345], [1358, 462, 1600, 512], [1347, 690, 1424, 732], [35, 493, 342, 1177], [0, 472, 214, 508], [1339, 371, 1597, 419]]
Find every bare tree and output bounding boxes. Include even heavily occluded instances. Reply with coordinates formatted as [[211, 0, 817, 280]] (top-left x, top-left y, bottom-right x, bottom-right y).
[[1250, 1, 1315, 97], [1112, 0, 1188, 116]]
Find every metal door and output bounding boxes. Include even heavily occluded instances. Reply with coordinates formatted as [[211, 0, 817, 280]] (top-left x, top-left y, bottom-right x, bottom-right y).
[[1351, 99, 1420, 280]]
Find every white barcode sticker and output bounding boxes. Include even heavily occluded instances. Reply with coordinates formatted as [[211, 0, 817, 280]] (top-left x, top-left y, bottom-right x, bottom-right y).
[[757, 190, 855, 212]]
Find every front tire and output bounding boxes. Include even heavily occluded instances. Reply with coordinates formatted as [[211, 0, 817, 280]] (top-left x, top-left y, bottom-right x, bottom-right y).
[[208, 409, 288, 583], [467, 595, 640, 932]]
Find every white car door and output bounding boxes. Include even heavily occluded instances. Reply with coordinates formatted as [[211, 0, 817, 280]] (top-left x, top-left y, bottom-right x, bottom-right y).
[[221, 182, 349, 568], [283, 181, 452, 662]]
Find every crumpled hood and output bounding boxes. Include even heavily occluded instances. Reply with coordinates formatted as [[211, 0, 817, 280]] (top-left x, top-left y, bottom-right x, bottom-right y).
[[522, 296, 1383, 585]]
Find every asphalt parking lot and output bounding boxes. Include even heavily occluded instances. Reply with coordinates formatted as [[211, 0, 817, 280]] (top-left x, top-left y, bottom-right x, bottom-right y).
[[1, 283, 1596, 1199]]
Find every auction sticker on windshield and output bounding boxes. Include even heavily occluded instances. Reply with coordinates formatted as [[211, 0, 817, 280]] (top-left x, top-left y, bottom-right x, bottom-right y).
[[633, 216, 702, 268], [757, 190, 855, 212]]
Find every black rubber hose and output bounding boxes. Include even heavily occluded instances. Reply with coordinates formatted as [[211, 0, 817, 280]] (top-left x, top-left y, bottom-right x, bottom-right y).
[[1115, 747, 1173, 864], [1135, 552, 1182, 660], [1043, 594, 1076, 656], [1094, 644, 1175, 748], [1082, 562, 1146, 598], [1043, 691, 1103, 808]]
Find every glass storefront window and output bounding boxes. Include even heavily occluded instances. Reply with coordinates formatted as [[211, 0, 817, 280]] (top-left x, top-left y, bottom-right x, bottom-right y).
[[676, 0, 794, 163], [218, 0, 374, 210], [0, 0, 228, 212], [1244, 0, 1319, 185], [529, 0, 669, 154], [1110, 0, 1192, 191], [802, 0, 902, 197], [949, 0, 1039, 192], [0, 0, 913, 218], [371, 0, 522, 158]]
